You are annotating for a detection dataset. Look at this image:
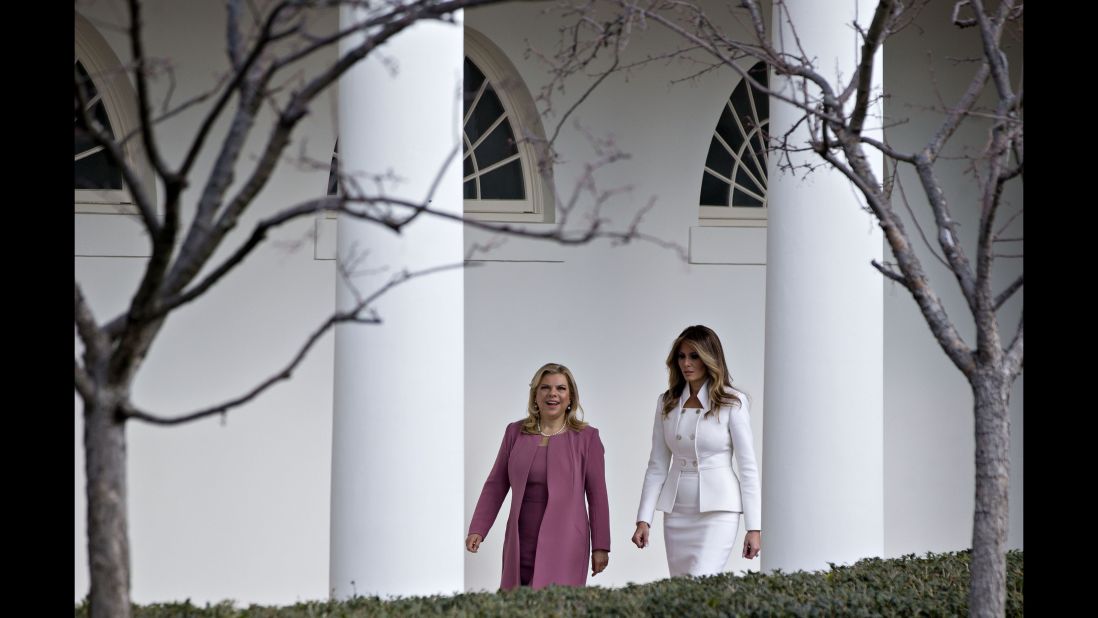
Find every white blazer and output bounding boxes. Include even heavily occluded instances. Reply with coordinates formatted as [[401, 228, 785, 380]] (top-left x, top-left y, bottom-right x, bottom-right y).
[[635, 382, 761, 531]]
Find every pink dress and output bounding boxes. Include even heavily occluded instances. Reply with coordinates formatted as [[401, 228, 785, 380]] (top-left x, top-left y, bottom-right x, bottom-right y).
[[518, 442, 549, 585]]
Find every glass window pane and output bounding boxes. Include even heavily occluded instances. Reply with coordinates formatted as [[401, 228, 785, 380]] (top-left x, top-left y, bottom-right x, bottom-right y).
[[327, 141, 339, 196], [473, 121, 518, 169], [715, 105, 745, 161], [464, 58, 486, 119], [479, 158, 524, 199], [750, 128, 768, 182], [92, 96, 115, 139], [704, 136, 733, 178], [699, 171, 730, 206], [732, 187, 763, 208], [463, 152, 475, 177], [74, 60, 123, 190], [733, 165, 762, 208], [464, 179, 477, 199], [465, 86, 505, 146], [748, 62, 769, 120], [75, 153, 124, 190], [729, 82, 754, 132]]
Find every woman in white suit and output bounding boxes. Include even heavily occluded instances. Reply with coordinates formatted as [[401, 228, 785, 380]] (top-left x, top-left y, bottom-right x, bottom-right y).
[[631, 325, 761, 576]]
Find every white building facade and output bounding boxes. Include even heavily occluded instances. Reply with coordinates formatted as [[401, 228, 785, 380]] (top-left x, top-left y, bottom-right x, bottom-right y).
[[75, 0, 1023, 604]]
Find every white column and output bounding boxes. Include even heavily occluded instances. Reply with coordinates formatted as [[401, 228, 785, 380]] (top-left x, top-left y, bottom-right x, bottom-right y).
[[762, 0, 885, 573], [330, 7, 465, 598]]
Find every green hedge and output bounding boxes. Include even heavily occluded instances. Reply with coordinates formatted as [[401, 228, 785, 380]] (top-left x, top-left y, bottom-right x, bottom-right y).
[[76, 549, 1022, 617]]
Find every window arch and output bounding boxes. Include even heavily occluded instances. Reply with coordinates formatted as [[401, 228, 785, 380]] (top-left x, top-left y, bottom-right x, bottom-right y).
[[699, 62, 769, 226], [463, 28, 553, 222], [75, 13, 153, 215]]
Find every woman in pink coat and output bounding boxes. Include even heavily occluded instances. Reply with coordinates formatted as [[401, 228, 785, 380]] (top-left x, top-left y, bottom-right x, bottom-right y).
[[465, 363, 611, 589]]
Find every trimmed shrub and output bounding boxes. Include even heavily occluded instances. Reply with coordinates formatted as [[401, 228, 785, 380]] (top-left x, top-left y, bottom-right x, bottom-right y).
[[75, 549, 1023, 617]]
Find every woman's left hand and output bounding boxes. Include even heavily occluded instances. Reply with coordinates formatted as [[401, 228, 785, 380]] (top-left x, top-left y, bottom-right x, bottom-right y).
[[591, 549, 609, 576], [742, 530, 761, 559]]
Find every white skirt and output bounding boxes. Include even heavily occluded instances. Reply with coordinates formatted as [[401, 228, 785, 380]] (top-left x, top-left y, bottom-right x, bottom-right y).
[[663, 469, 740, 577]]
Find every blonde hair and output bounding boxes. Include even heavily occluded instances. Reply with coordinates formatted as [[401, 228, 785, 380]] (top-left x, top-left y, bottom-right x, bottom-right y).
[[661, 325, 743, 419], [521, 363, 588, 434]]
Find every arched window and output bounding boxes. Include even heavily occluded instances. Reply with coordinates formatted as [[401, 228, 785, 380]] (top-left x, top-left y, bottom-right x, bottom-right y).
[[463, 29, 553, 222], [75, 13, 153, 215], [75, 59, 124, 192], [699, 62, 769, 226]]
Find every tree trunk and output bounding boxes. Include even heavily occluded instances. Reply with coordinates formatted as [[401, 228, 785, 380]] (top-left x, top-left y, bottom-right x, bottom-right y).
[[968, 369, 1011, 617], [84, 396, 131, 618]]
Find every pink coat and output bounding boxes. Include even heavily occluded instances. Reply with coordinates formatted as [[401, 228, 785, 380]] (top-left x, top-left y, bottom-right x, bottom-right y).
[[469, 420, 611, 590]]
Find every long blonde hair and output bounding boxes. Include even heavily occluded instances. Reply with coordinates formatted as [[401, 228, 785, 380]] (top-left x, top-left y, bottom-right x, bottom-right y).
[[521, 363, 588, 434], [661, 325, 743, 419]]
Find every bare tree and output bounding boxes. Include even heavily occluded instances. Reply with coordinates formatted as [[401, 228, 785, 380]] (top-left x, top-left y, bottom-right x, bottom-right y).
[[73, 1, 670, 616], [539, 0, 1022, 615]]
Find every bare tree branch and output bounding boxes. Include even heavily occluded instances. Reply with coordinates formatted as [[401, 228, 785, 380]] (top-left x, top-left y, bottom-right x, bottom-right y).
[[227, 0, 244, 70], [104, 131, 664, 338], [136, 196, 347, 326], [858, 134, 917, 163], [1004, 310, 1023, 377], [892, 161, 950, 270], [176, 1, 297, 185], [126, 0, 173, 180], [912, 156, 978, 311], [822, 156, 975, 377], [574, 0, 993, 379], [871, 259, 907, 286], [548, 49, 621, 148], [993, 275, 1022, 311], [967, 0, 1020, 361], [266, 0, 504, 76], [120, 262, 466, 426], [623, 3, 847, 127], [998, 160, 1022, 183], [994, 206, 1023, 239], [166, 0, 467, 299], [951, 0, 978, 28], [848, 0, 898, 135], [925, 62, 990, 161], [969, 0, 1017, 102], [391, 140, 463, 230], [76, 360, 96, 402], [75, 282, 107, 365], [162, 2, 312, 305]]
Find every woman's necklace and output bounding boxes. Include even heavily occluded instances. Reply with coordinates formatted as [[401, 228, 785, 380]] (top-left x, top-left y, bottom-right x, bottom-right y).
[[539, 423, 567, 437], [538, 421, 566, 446]]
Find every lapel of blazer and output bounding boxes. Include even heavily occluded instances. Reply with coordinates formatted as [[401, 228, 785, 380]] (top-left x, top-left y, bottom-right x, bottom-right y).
[[547, 429, 579, 500], [509, 431, 540, 505]]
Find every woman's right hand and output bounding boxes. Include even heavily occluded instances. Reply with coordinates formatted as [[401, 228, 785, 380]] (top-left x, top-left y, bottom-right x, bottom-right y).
[[631, 522, 650, 548], [465, 533, 483, 553]]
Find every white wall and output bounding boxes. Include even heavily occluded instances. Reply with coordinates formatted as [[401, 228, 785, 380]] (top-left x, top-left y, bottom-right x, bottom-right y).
[[881, 0, 1024, 557], [75, 0, 338, 605]]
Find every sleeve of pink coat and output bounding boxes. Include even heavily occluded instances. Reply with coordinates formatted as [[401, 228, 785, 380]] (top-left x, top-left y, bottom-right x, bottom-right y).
[[585, 428, 612, 552], [468, 423, 516, 539]]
